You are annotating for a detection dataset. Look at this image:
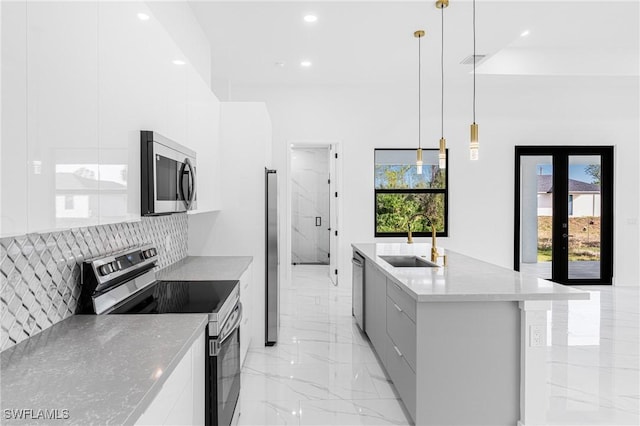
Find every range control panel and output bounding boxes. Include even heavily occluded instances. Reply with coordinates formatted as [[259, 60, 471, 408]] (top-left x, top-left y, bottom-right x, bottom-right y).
[[78, 244, 159, 314], [90, 245, 158, 280]]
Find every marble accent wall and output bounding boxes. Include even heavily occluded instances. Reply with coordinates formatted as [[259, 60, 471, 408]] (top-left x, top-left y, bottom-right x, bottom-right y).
[[0, 214, 188, 351], [291, 147, 330, 264]]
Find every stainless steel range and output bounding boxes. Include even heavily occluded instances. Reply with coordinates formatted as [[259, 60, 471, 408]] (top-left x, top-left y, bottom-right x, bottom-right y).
[[77, 245, 241, 426]]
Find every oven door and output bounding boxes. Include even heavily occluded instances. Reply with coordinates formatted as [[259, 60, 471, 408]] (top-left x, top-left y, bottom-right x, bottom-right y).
[[152, 142, 197, 214], [206, 303, 242, 426]]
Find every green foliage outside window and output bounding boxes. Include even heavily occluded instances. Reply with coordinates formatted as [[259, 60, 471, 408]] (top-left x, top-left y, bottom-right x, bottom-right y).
[[374, 149, 447, 236]]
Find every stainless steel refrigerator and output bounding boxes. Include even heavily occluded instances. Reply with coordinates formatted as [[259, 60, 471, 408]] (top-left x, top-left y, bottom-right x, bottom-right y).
[[265, 168, 279, 345]]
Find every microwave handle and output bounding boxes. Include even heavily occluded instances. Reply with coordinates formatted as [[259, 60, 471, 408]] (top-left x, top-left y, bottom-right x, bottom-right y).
[[180, 158, 196, 210]]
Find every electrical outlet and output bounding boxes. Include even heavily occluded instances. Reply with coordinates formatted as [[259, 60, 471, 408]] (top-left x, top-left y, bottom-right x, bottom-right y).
[[530, 325, 544, 347]]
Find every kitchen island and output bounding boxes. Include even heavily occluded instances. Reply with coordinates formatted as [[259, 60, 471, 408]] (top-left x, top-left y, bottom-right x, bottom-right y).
[[352, 243, 589, 426]]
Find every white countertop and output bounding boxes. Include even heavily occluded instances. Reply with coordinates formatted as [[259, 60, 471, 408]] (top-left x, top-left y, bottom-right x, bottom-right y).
[[0, 314, 207, 425], [352, 243, 589, 302], [157, 256, 252, 282]]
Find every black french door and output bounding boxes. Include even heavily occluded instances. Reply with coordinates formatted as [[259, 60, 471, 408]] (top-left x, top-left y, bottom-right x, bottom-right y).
[[515, 146, 613, 285]]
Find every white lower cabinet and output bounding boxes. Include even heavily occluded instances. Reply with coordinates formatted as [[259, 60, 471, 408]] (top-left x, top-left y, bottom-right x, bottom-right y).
[[135, 329, 205, 426], [384, 331, 416, 420], [239, 264, 253, 366], [359, 252, 417, 423]]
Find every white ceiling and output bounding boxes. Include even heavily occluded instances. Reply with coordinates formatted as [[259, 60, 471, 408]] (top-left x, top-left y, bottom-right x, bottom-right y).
[[189, 1, 639, 87]]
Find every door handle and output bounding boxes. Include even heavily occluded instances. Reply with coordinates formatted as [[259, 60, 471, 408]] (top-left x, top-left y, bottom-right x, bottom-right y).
[[562, 234, 568, 238]]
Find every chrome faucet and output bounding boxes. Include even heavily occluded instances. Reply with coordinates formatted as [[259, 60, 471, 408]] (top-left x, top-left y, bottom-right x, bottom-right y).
[[406, 213, 447, 265]]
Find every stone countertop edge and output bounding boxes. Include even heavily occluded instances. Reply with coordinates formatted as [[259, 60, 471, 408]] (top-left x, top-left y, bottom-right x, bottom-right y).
[[0, 314, 208, 426], [156, 256, 253, 282], [352, 243, 590, 303], [123, 314, 208, 425]]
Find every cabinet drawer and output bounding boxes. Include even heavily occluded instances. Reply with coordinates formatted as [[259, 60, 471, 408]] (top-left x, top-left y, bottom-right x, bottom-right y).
[[385, 333, 416, 422], [386, 297, 417, 372], [386, 280, 416, 322]]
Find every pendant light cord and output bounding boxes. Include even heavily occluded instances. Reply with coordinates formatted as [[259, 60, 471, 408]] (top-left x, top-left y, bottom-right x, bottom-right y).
[[418, 34, 422, 149], [473, 0, 476, 124], [441, 5, 444, 139]]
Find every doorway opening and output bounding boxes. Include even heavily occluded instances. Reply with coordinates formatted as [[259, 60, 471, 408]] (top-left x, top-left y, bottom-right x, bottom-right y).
[[515, 146, 613, 284], [288, 143, 340, 286], [291, 146, 330, 266]]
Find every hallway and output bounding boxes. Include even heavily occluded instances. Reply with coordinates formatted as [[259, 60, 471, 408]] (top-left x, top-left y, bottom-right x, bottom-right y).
[[238, 265, 409, 425], [238, 266, 639, 425]]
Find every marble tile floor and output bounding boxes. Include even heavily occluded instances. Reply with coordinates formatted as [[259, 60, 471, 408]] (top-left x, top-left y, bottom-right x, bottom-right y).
[[545, 285, 639, 425], [238, 265, 408, 426], [238, 265, 639, 426]]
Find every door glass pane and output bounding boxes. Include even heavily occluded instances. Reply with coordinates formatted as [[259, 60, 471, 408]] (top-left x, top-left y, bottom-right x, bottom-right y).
[[520, 156, 552, 279], [568, 156, 601, 280]]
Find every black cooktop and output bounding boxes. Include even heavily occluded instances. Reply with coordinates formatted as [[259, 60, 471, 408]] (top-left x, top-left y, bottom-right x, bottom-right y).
[[110, 280, 238, 315]]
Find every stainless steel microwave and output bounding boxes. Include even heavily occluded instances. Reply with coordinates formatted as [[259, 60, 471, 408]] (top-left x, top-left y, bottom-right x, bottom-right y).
[[141, 131, 197, 215]]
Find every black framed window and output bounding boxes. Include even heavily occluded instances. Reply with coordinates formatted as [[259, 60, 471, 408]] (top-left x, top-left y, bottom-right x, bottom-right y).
[[375, 148, 448, 237]]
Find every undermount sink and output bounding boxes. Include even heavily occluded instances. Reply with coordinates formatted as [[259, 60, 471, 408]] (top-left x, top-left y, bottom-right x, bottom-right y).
[[379, 255, 439, 268]]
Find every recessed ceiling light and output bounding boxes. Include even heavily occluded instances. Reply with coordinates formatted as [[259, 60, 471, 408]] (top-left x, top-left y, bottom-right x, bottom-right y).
[[520, 30, 530, 37], [303, 15, 318, 23], [137, 13, 150, 21], [172, 60, 186, 65], [300, 61, 312, 68]]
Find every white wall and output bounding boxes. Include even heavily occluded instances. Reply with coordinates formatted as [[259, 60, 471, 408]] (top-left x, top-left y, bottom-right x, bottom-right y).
[[188, 102, 273, 346], [230, 75, 639, 287], [572, 194, 600, 217]]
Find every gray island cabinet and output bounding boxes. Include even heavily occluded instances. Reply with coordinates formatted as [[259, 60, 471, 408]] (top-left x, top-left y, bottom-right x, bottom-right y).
[[353, 243, 589, 426]]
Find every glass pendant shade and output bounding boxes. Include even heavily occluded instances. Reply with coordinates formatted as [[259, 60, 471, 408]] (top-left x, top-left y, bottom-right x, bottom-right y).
[[416, 148, 423, 174], [436, 0, 448, 170], [470, 0, 480, 161], [470, 122, 479, 161]]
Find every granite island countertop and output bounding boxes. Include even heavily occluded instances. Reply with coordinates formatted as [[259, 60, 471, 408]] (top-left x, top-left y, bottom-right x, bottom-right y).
[[0, 314, 207, 425], [352, 243, 589, 302], [157, 256, 252, 282]]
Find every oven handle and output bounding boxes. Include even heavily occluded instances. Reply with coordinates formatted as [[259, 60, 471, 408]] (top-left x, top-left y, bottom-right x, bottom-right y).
[[210, 302, 242, 356]]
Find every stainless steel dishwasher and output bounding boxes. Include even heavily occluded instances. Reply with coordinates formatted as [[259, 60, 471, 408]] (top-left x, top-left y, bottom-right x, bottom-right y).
[[352, 251, 365, 331]]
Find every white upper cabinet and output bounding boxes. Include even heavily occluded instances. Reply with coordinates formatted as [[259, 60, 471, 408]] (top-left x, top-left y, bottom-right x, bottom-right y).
[[98, 1, 188, 225], [26, 1, 100, 232], [1, 0, 28, 237], [186, 67, 222, 213], [0, 0, 221, 236]]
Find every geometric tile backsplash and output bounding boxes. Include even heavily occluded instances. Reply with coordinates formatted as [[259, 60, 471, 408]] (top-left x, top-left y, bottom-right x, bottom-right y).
[[0, 213, 188, 352]]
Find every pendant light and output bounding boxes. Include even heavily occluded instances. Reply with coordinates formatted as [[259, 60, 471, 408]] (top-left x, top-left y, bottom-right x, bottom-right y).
[[436, 0, 448, 169], [470, 0, 479, 160], [414, 30, 425, 175]]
